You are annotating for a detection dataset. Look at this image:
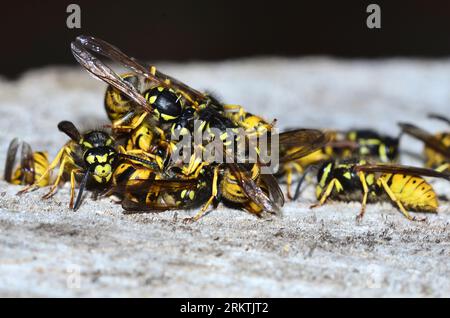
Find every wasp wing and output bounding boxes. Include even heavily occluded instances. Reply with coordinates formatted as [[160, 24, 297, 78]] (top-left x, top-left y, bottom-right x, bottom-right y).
[[71, 40, 153, 115], [4, 138, 20, 182], [74, 35, 206, 102], [355, 163, 450, 181], [399, 123, 450, 158], [228, 164, 281, 215], [278, 129, 331, 163], [259, 173, 285, 208], [20, 141, 35, 184]]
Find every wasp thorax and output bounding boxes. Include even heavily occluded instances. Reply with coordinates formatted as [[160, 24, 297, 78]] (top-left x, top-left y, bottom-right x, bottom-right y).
[[84, 146, 117, 183], [144, 86, 182, 122], [81, 131, 114, 149]]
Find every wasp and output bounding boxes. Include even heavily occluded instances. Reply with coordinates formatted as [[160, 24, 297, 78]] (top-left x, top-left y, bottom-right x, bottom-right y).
[[106, 128, 328, 221], [71, 36, 276, 158], [399, 113, 450, 172], [279, 128, 400, 199], [301, 159, 450, 221], [4, 138, 50, 187], [17, 121, 153, 210]]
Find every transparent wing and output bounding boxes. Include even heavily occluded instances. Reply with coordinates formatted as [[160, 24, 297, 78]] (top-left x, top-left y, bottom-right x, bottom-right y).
[[4, 138, 20, 182], [355, 163, 450, 181], [74, 35, 206, 102], [399, 122, 450, 158], [71, 40, 153, 114]]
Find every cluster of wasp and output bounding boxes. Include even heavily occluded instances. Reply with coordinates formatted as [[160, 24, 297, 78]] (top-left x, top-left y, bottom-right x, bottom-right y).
[[4, 36, 450, 222]]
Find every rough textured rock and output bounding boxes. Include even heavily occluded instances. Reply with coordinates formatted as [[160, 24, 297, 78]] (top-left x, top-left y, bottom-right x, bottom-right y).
[[0, 58, 449, 297]]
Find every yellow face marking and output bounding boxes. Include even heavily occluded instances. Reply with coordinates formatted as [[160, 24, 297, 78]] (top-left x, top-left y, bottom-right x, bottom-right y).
[[96, 154, 108, 163], [181, 189, 187, 199], [94, 164, 112, 178], [343, 172, 352, 180], [348, 132, 357, 141], [189, 191, 195, 200]]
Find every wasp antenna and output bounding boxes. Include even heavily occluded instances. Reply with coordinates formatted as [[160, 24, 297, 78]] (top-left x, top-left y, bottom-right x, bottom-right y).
[[58, 121, 82, 142], [73, 171, 90, 211], [428, 113, 450, 125]]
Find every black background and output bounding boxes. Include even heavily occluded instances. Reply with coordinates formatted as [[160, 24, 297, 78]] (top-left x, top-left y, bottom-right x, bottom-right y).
[[1, 0, 450, 78]]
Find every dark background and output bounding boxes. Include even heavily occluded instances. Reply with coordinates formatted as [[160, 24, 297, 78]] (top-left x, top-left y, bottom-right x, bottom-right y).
[[1, 0, 450, 78]]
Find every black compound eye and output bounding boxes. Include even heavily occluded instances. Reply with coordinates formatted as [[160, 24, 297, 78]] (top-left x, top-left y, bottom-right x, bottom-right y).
[[145, 87, 182, 122]]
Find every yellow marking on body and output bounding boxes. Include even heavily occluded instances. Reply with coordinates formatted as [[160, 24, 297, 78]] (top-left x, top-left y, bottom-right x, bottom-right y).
[[83, 141, 93, 148], [157, 86, 164, 92], [379, 144, 387, 162], [148, 95, 157, 104], [189, 191, 195, 200], [96, 154, 109, 163], [106, 139, 113, 146], [343, 172, 352, 179], [161, 114, 177, 121], [94, 164, 112, 179], [181, 189, 187, 199], [366, 173, 375, 185], [334, 179, 344, 192], [319, 163, 332, 187]]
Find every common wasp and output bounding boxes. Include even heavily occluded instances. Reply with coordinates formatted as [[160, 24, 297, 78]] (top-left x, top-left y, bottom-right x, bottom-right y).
[[70, 35, 333, 220], [279, 128, 400, 199], [17, 120, 153, 210], [298, 159, 450, 221], [4, 138, 50, 187], [399, 113, 450, 172], [71, 36, 275, 160]]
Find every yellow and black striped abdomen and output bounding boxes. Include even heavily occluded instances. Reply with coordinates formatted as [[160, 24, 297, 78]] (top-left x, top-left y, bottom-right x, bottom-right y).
[[32, 151, 50, 187], [379, 173, 438, 212], [11, 151, 50, 186], [221, 164, 261, 205], [104, 74, 138, 121]]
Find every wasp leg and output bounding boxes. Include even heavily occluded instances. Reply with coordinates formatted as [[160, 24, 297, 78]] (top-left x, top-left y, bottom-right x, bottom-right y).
[[112, 112, 148, 130], [184, 166, 219, 223], [356, 172, 369, 222], [310, 178, 337, 209], [378, 178, 425, 222], [436, 163, 449, 172], [69, 169, 83, 209], [18, 146, 66, 195], [42, 154, 73, 199]]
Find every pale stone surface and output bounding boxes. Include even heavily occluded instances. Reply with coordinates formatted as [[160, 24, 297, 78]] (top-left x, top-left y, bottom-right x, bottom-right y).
[[0, 58, 449, 297]]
